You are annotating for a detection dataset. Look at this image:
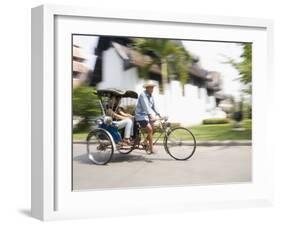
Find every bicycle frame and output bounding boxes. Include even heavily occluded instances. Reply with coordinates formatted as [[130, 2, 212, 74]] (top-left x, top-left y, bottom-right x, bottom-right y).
[[138, 118, 171, 146]]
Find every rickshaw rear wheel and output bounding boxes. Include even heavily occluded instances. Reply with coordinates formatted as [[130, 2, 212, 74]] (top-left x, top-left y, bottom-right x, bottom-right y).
[[86, 129, 114, 165]]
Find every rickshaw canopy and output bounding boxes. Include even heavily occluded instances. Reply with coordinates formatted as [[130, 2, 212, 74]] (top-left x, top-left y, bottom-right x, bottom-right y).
[[95, 88, 138, 99]]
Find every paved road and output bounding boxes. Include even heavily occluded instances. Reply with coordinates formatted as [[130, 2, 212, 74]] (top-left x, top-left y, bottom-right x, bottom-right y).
[[72, 144, 251, 191]]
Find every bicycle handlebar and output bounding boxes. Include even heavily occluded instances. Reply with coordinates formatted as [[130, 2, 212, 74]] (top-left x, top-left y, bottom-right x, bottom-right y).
[[150, 116, 168, 122]]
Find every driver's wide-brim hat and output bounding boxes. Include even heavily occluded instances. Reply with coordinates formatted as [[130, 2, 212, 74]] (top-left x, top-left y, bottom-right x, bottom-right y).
[[143, 80, 157, 88]]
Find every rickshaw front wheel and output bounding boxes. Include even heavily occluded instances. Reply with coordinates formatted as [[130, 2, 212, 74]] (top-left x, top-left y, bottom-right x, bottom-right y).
[[86, 129, 114, 165]]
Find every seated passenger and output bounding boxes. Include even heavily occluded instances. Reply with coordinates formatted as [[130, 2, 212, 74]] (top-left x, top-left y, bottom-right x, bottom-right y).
[[106, 95, 134, 145]]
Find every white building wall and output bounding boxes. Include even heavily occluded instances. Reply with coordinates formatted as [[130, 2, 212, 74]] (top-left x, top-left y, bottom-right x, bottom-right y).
[[98, 47, 225, 126], [97, 48, 139, 90]]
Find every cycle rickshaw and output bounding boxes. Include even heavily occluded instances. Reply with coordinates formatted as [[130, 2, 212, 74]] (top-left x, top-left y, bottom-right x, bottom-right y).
[[86, 88, 196, 165]]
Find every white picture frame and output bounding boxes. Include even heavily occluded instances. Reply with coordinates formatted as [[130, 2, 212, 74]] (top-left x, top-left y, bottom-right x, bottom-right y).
[[31, 4, 274, 221]]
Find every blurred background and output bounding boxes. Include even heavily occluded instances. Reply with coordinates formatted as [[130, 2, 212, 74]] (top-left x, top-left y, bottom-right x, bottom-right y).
[[72, 35, 252, 141]]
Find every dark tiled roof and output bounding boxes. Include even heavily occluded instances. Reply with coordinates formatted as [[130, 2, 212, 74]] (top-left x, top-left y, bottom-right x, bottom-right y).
[[188, 64, 209, 80], [112, 41, 162, 74], [206, 71, 222, 91]]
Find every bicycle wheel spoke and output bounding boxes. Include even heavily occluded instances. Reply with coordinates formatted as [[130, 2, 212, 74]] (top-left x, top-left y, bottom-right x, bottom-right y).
[[168, 134, 182, 146]]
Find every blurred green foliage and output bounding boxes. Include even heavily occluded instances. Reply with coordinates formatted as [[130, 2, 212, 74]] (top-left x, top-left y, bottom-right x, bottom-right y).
[[203, 118, 230, 124], [225, 43, 252, 94], [73, 86, 101, 131]]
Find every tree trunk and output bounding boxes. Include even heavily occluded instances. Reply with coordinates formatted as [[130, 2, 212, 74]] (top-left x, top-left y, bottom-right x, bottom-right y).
[[182, 84, 185, 96], [160, 58, 168, 94]]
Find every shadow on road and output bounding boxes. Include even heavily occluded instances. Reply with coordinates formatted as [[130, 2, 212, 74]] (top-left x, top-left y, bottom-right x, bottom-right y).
[[73, 152, 177, 165], [111, 153, 152, 163], [73, 153, 152, 164]]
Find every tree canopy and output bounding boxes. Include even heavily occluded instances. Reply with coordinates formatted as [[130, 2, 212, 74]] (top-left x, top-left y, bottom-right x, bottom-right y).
[[133, 38, 191, 93], [227, 43, 252, 85]]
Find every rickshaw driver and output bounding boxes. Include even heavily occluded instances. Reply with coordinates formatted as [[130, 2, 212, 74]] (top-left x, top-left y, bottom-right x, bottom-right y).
[[135, 80, 160, 154], [106, 95, 134, 146]]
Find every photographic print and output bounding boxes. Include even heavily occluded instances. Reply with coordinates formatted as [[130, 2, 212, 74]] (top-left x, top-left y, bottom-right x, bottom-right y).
[[72, 35, 252, 191], [31, 5, 273, 220]]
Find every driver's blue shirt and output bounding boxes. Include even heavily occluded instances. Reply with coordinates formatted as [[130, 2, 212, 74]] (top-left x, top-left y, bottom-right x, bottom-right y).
[[135, 91, 159, 121]]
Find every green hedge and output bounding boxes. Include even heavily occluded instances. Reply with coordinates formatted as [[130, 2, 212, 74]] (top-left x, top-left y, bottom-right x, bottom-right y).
[[203, 118, 230, 125]]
